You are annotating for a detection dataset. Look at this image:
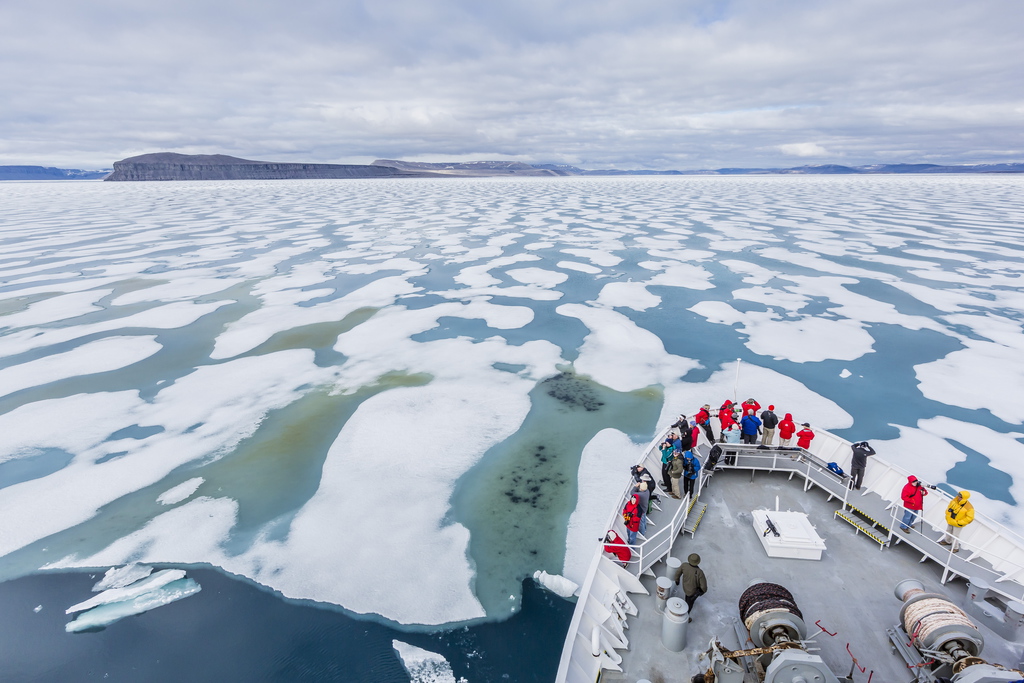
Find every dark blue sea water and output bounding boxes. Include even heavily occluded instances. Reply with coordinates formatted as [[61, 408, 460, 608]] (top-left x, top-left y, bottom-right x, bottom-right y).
[[0, 568, 572, 682]]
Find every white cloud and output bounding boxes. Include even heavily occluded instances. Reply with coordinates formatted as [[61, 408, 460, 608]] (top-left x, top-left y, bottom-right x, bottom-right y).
[[779, 142, 828, 157], [1, 1, 1021, 168]]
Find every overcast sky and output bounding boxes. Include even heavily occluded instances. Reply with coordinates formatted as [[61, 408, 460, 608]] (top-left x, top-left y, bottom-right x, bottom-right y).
[[2, 0, 1022, 169]]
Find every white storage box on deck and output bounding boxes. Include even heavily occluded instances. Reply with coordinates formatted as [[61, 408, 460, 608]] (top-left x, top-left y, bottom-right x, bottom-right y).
[[752, 509, 826, 560]]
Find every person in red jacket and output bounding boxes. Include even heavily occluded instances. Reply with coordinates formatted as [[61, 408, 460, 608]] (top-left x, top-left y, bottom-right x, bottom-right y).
[[623, 495, 642, 544], [604, 530, 632, 565], [695, 404, 714, 443], [900, 475, 929, 532], [718, 402, 737, 441], [796, 423, 815, 449], [741, 397, 761, 415], [777, 413, 796, 446]]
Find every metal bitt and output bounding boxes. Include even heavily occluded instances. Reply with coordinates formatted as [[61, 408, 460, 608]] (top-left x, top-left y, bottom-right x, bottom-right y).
[[964, 576, 1024, 643], [656, 576, 674, 613], [661, 597, 689, 652]]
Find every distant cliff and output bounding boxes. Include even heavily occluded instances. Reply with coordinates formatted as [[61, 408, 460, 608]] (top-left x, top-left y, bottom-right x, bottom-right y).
[[105, 153, 434, 181]]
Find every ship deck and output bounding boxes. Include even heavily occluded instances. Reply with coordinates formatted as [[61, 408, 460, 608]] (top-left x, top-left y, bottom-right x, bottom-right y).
[[603, 466, 1024, 683]]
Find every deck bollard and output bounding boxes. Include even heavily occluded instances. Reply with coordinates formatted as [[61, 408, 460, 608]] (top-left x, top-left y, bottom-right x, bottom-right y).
[[1007, 600, 1024, 640], [665, 556, 682, 584], [656, 577, 673, 613], [661, 597, 689, 651]]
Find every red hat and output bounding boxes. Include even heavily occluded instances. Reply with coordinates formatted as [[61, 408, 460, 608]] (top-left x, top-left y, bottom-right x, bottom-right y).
[[768, 405, 775, 410]]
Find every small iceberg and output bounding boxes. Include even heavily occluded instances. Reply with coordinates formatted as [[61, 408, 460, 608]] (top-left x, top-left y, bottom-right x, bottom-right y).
[[65, 566, 201, 633], [533, 570, 579, 599], [157, 477, 204, 505], [393, 640, 464, 683], [92, 562, 154, 591]]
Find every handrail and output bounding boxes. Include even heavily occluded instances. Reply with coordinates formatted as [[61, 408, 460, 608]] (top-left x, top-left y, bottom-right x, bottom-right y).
[[713, 446, 1024, 602], [600, 426, 709, 577]]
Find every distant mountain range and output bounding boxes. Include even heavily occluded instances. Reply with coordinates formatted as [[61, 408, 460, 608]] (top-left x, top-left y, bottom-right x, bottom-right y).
[[3, 156, 1022, 182], [0, 165, 110, 180], [378, 160, 1024, 176]]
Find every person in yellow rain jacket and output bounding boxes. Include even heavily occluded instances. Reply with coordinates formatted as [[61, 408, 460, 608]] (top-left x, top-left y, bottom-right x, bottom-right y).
[[939, 491, 975, 553]]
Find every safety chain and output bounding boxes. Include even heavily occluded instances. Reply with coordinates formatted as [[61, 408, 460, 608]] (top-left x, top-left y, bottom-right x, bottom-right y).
[[700, 640, 804, 682]]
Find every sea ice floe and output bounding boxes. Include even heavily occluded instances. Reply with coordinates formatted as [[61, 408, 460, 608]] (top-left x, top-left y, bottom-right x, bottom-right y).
[[689, 301, 875, 363], [0, 350, 335, 558], [640, 262, 715, 290], [563, 428, 645, 587], [336, 257, 429, 275], [232, 381, 523, 624], [0, 289, 112, 330], [560, 248, 622, 267], [556, 260, 602, 274], [392, 640, 461, 683], [92, 562, 153, 591], [0, 336, 162, 400], [719, 259, 779, 286], [0, 301, 230, 358], [915, 341, 1024, 425], [65, 575, 201, 633], [157, 477, 204, 505], [454, 254, 540, 288], [211, 276, 420, 359], [438, 285, 564, 302], [557, 304, 699, 393], [756, 247, 896, 280], [732, 286, 809, 312], [505, 267, 569, 287], [48, 497, 239, 573], [110, 277, 245, 306], [889, 281, 978, 313], [778, 275, 941, 331], [532, 570, 579, 598], [593, 282, 660, 311], [67, 569, 187, 614]]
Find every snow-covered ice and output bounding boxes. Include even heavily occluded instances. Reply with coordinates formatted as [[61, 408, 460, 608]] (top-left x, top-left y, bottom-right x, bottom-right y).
[[393, 640, 462, 683], [157, 477, 204, 505], [1, 174, 1023, 631]]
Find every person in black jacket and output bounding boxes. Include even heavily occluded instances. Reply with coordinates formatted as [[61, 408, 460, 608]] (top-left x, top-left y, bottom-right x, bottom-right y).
[[850, 441, 876, 490], [760, 405, 779, 445]]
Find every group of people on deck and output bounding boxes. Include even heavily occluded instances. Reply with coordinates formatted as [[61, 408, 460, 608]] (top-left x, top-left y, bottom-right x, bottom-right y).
[[711, 398, 815, 449], [604, 396, 983, 563]]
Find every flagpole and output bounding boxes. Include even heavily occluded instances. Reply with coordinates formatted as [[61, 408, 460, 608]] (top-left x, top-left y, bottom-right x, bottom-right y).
[[734, 357, 741, 404]]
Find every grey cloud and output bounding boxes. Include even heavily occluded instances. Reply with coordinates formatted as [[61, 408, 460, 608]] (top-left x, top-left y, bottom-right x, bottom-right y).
[[1, 0, 1021, 168]]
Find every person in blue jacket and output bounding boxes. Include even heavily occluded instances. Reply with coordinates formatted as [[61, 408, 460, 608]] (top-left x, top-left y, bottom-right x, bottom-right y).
[[740, 409, 762, 445], [682, 450, 701, 499]]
